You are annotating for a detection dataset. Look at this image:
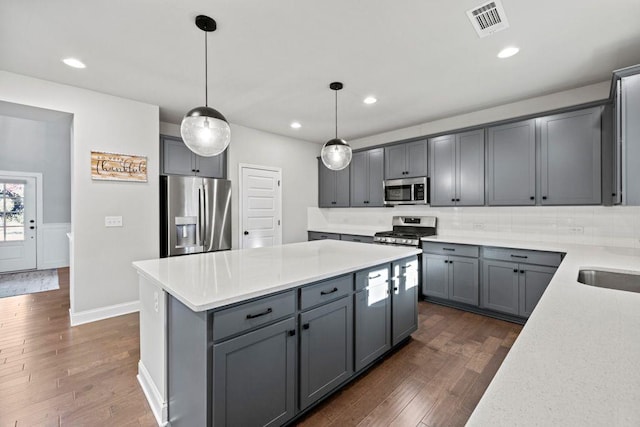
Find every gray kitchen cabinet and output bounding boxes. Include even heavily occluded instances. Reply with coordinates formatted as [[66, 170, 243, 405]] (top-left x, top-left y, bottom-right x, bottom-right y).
[[299, 296, 353, 409], [391, 257, 419, 346], [213, 317, 296, 427], [384, 139, 428, 179], [161, 134, 226, 178], [354, 265, 391, 371], [318, 158, 350, 207], [481, 248, 558, 318], [613, 66, 640, 205], [429, 130, 484, 206], [350, 148, 384, 207], [340, 234, 375, 244], [422, 251, 479, 306], [538, 107, 602, 205], [307, 231, 341, 241], [487, 120, 536, 205]]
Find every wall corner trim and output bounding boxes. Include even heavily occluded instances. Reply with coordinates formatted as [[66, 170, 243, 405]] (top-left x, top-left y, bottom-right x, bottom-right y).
[[69, 300, 139, 326], [137, 361, 168, 426]]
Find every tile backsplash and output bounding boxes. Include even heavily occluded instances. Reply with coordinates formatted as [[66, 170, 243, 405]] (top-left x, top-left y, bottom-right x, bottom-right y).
[[308, 205, 640, 248]]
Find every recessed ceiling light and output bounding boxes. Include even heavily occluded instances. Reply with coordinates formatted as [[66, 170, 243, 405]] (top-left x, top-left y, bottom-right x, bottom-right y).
[[363, 96, 377, 105], [290, 122, 301, 129], [62, 58, 86, 69], [497, 47, 519, 59]]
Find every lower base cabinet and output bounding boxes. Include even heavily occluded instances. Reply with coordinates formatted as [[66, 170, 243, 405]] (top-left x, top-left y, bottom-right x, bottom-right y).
[[422, 253, 479, 306], [299, 296, 353, 409], [213, 317, 297, 427], [391, 257, 419, 345]]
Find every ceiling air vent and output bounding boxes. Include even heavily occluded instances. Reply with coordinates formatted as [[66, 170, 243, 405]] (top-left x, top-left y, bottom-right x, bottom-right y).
[[466, 0, 510, 38]]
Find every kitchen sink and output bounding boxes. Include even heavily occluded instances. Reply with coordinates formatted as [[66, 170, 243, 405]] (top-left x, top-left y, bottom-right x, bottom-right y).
[[577, 269, 640, 293]]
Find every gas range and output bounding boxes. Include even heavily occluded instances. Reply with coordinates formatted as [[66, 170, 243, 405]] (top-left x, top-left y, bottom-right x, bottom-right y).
[[373, 216, 437, 247]]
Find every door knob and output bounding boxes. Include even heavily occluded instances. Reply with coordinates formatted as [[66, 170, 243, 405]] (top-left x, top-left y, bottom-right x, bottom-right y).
[[30, 226, 35, 230], [244, 231, 249, 235], [29, 220, 35, 223]]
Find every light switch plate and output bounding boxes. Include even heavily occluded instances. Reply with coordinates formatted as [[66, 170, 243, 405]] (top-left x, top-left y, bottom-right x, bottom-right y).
[[105, 216, 123, 227]]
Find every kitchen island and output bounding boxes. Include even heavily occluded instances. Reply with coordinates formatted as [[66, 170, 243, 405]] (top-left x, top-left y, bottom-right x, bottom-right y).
[[132, 240, 421, 427], [420, 236, 640, 427]]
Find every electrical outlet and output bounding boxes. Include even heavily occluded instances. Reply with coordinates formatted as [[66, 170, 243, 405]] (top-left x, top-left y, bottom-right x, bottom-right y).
[[568, 226, 584, 234], [472, 223, 486, 230], [105, 216, 123, 227], [153, 291, 159, 313]]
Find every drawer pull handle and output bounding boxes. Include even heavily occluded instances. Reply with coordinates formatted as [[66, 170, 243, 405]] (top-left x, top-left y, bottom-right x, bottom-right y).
[[442, 248, 455, 252], [510, 255, 528, 259], [246, 307, 273, 319], [369, 274, 382, 279], [321, 287, 338, 295]]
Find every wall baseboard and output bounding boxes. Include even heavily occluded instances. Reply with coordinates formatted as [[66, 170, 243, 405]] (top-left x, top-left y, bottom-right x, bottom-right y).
[[69, 300, 139, 326], [137, 361, 168, 426]]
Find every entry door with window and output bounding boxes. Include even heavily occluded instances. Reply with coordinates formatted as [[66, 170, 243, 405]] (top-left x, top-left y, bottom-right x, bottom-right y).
[[0, 177, 37, 272], [241, 166, 282, 249]]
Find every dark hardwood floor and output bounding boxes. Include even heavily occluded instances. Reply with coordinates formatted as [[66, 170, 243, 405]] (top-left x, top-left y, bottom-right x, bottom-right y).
[[0, 268, 521, 427]]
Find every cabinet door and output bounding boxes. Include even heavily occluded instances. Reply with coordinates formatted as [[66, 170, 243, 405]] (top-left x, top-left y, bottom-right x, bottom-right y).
[[539, 107, 602, 205], [162, 136, 195, 175], [299, 297, 353, 409], [335, 166, 351, 207], [384, 144, 407, 179], [448, 256, 479, 306], [318, 159, 336, 207], [213, 317, 296, 427], [622, 73, 640, 205], [429, 135, 456, 206], [519, 265, 556, 317], [488, 120, 536, 205], [194, 151, 226, 178], [367, 148, 385, 206], [422, 253, 448, 299], [482, 260, 519, 315], [354, 283, 391, 371], [456, 130, 485, 206], [406, 139, 429, 178], [350, 151, 368, 207], [392, 257, 419, 345]]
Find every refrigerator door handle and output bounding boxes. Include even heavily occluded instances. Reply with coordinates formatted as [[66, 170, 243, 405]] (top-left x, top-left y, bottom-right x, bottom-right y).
[[198, 186, 205, 248]]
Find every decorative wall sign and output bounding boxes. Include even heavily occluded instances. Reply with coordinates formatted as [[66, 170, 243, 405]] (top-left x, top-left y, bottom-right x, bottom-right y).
[[91, 151, 148, 182]]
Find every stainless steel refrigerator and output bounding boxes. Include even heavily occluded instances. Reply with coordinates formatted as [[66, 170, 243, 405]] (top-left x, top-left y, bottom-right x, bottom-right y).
[[160, 175, 231, 257]]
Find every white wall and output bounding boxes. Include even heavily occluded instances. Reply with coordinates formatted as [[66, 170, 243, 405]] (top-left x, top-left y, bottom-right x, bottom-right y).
[[160, 121, 318, 248], [0, 71, 159, 323], [350, 81, 611, 149]]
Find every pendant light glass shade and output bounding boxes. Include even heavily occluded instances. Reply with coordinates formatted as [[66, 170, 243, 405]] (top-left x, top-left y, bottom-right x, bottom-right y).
[[321, 82, 352, 171], [181, 106, 231, 157], [321, 138, 352, 170], [181, 15, 230, 157]]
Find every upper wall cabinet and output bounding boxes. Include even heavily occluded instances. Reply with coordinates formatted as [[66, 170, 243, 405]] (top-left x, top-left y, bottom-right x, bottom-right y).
[[430, 130, 485, 207], [160, 135, 227, 178], [613, 66, 640, 205], [350, 148, 384, 207], [384, 139, 428, 180], [538, 107, 602, 205], [487, 119, 536, 206], [318, 158, 350, 208]]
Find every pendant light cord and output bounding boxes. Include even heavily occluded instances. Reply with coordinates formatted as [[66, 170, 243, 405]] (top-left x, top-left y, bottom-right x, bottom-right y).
[[334, 89, 338, 139], [204, 30, 208, 107]]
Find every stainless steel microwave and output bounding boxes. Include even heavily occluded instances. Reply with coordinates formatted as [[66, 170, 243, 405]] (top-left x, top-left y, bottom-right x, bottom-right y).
[[383, 177, 429, 206]]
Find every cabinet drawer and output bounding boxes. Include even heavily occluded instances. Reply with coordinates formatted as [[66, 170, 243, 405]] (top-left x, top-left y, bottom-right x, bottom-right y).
[[213, 291, 296, 341], [482, 247, 563, 267], [422, 242, 479, 258], [308, 231, 341, 241], [300, 275, 352, 311], [355, 264, 390, 291], [340, 234, 374, 244]]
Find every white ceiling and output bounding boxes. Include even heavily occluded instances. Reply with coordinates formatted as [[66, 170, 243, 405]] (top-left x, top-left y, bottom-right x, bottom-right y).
[[1, 0, 639, 143]]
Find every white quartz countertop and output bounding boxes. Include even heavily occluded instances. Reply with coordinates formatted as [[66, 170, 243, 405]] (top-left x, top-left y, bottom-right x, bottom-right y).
[[308, 226, 384, 237], [132, 240, 420, 312], [427, 236, 640, 426]]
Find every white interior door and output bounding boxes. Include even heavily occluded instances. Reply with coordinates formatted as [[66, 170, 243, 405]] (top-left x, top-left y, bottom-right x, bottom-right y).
[[0, 176, 37, 272], [240, 165, 282, 249]]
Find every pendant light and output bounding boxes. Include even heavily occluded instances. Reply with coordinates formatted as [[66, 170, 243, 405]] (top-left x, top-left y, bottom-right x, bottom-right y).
[[180, 15, 231, 157], [321, 82, 352, 170]]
